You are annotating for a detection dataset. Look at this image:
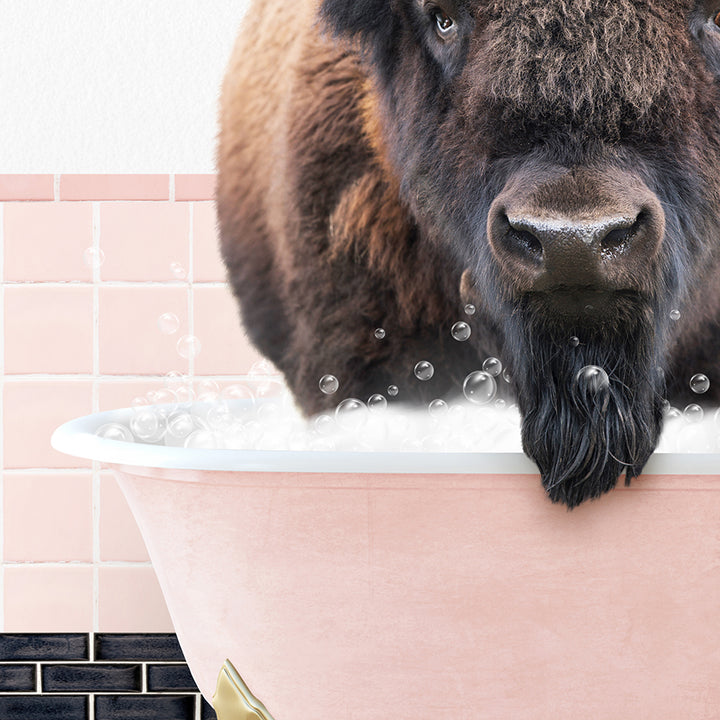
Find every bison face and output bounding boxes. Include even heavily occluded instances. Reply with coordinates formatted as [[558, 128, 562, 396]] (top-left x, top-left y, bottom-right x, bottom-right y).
[[321, 0, 720, 505]]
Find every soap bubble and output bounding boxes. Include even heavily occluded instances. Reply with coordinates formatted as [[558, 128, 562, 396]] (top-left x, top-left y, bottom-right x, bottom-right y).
[[670, 309, 681, 321], [249, 358, 276, 376], [575, 366, 610, 395], [184, 430, 224, 449], [96, 423, 133, 442], [451, 321, 471, 341], [335, 398, 369, 431], [569, 336, 580, 348], [464, 303, 476, 315], [428, 398, 449, 418], [482, 357, 503, 377], [130, 407, 165, 442], [690, 373, 710, 394], [319, 374, 339, 394], [176, 335, 201, 359], [206, 402, 235, 431], [495, 399, 506, 410], [665, 406, 682, 420], [83, 246, 105, 270], [367, 394, 387, 412], [374, 328, 386, 340], [502, 369, 512, 384], [196, 378, 220, 403], [157, 312, 180, 335], [220, 384, 255, 404], [387, 385, 399, 397], [414, 361, 434, 381], [683, 404, 704, 423], [463, 371, 497, 405], [170, 261, 187, 280], [166, 412, 196, 440], [313, 414, 335, 436]]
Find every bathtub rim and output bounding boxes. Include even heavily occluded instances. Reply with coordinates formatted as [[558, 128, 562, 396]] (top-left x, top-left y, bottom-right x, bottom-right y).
[[51, 403, 720, 476]]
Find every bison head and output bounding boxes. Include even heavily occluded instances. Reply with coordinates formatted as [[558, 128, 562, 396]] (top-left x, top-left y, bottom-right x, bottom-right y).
[[321, 0, 720, 506]]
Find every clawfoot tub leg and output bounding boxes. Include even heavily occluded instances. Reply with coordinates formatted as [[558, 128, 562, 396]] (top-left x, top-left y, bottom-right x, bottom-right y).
[[213, 660, 276, 720]]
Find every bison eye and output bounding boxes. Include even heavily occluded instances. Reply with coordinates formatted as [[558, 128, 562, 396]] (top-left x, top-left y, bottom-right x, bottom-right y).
[[432, 8, 456, 38], [715, 9, 720, 26]]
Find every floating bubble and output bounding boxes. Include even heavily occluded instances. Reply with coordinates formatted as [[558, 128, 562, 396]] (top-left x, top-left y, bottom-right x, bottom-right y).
[[670, 309, 681, 321], [335, 398, 369, 431], [96, 422, 133, 442], [690, 373, 710, 394], [502, 368, 512, 384], [387, 385, 399, 397], [463, 371, 497, 405], [130, 407, 165, 442], [575, 365, 610, 394], [196, 379, 219, 396], [451, 321, 471, 342], [464, 303, 476, 315], [176, 334, 201, 359], [170, 261, 187, 280], [495, 399, 506, 410], [482, 357, 503, 377], [249, 358, 276, 376], [414, 361, 435, 381], [368, 394, 387, 412], [665, 406, 682, 420], [684, 403, 704, 423], [569, 336, 580, 348], [319, 374, 339, 394], [83, 246, 105, 270], [206, 402, 235, 431], [374, 328, 386, 340], [428, 398, 449, 418], [174, 385, 195, 405], [131, 395, 148, 408], [157, 312, 180, 335]]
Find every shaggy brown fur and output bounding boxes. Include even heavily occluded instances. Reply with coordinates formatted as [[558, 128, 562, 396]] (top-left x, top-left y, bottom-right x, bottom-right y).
[[218, 0, 720, 506]]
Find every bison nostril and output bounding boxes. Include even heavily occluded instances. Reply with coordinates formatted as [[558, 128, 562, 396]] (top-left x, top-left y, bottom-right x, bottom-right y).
[[600, 212, 646, 255], [510, 227, 544, 261]]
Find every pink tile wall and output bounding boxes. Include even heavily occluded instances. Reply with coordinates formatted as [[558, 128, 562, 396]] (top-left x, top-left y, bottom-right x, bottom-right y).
[[0, 174, 258, 632]]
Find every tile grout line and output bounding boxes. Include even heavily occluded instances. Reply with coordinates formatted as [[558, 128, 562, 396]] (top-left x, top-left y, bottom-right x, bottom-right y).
[[0, 201, 5, 631], [53, 174, 60, 201], [188, 202, 195, 380], [92, 202, 101, 635]]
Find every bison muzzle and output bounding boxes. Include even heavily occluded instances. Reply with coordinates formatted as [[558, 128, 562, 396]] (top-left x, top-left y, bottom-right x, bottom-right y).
[[217, 0, 720, 507]]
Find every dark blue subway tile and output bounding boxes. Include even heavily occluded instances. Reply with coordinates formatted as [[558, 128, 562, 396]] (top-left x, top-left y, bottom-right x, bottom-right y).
[[94, 694, 195, 720], [42, 664, 142, 693], [146, 663, 198, 692], [0, 664, 36, 692], [201, 696, 218, 719], [94, 634, 184, 661], [0, 634, 88, 661], [0, 695, 88, 720]]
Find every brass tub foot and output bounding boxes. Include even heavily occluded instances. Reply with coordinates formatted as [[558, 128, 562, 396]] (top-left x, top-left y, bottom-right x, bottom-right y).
[[213, 660, 276, 720]]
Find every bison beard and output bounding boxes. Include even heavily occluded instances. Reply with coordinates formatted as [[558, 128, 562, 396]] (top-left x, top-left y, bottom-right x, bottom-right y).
[[506, 300, 665, 508]]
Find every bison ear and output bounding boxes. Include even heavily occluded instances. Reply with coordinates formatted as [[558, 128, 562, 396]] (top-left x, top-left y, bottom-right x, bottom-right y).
[[320, 0, 393, 41]]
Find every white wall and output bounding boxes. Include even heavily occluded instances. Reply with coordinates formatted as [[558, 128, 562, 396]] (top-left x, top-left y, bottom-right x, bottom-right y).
[[0, 1, 250, 172]]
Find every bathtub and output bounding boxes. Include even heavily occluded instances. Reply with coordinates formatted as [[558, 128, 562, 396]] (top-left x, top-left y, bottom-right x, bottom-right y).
[[52, 402, 720, 719]]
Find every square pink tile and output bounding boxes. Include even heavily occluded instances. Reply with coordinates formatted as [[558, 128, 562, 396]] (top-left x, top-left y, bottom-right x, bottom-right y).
[[99, 286, 189, 375], [192, 285, 264, 375], [0, 175, 54, 201], [3, 380, 92, 469], [4, 566, 93, 631], [98, 566, 173, 632], [175, 174, 215, 201], [4, 472, 93, 561], [99, 202, 189, 281], [3, 202, 93, 281], [192, 201, 227, 282], [100, 472, 150, 562], [4, 285, 93, 374], [98, 379, 181, 413], [60, 175, 169, 201]]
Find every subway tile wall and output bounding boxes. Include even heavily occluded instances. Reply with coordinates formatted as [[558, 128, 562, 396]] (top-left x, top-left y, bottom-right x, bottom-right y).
[[0, 174, 264, 633]]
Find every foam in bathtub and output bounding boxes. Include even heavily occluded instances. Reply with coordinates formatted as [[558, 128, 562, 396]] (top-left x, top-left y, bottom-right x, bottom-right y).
[[213, 660, 275, 720]]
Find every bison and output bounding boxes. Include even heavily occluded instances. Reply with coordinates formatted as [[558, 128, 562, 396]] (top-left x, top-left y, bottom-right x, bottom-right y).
[[217, 0, 720, 507]]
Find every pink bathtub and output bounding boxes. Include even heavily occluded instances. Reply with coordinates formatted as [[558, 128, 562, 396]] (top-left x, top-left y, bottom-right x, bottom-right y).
[[53, 404, 720, 719]]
